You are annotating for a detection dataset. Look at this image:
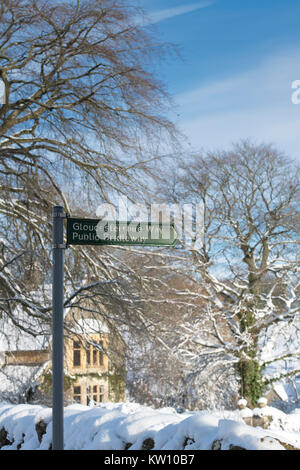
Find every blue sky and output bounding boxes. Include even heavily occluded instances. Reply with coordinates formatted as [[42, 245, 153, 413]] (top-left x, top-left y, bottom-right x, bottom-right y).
[[138, 0, 300, 160]]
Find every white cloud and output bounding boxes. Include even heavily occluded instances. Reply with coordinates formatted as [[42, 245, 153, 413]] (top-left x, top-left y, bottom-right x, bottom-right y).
[[144, 1, 216, 25], [174, 49, 300, 160]]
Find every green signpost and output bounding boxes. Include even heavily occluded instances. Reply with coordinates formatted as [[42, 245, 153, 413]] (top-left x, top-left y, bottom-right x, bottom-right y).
[[66, 218, 178, 247], [52, 211, 178, 450]]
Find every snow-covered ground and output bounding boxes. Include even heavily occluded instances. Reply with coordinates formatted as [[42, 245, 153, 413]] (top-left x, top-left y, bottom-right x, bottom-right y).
[[0, 401, 299, 450]]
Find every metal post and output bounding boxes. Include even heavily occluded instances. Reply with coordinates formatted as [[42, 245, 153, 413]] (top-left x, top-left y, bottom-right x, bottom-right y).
[[52, 206, 65, 450]]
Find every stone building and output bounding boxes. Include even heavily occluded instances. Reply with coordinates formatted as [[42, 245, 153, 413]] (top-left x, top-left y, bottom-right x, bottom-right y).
[[0, 308, 125, 405]]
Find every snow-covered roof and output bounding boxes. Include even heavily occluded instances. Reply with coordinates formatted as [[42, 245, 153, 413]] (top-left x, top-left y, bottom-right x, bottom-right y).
[[258, 318, 300, 408], [272, 378, 300, 403], [0, 309, 109, 352], [259, 320, 300, 368], [72, 318, 109, 335], [0, 307, 51, 352], [0, 363, 49, 403]]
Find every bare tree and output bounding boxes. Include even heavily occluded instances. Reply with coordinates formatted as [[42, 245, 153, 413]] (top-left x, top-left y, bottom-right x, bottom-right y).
[[0, 0, 180, 372], [121, 252, 201, 408], [159, 141, 300, 407]]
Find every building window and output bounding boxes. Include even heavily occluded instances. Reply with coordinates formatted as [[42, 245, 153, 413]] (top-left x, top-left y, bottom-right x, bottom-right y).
[[73, 385, 81, 403], [73, 341, 81, 366], [99, 385, 104, 403], [87, 341, 105, 367], [86, 384, 105, 404]]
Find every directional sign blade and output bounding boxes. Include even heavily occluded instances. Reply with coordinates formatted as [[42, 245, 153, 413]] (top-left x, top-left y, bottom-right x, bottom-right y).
[[66, 218, 179, 246]]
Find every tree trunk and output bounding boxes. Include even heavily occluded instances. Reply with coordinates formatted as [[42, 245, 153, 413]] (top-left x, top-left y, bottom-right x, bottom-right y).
[[238, 296, 264, 406], [238, 355, 264, 407]]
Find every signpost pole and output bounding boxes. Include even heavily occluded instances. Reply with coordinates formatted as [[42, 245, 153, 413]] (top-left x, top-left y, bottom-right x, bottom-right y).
[[51, 212, 177, 451], [52, 206, 65, 450]]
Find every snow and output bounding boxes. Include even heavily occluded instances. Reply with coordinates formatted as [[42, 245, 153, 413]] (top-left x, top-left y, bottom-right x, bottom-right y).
[[0, 401, 299, 450], [72, 318, 109, 334], [273, 378, 300, 405], [0, 364, 49, 403], [239, 407, 253, 418], [0, 403, 42, 450], [259, 319, 300, 381], [0, 307, 50, 351], [273, 383, 289, 401], [237, 398, 247, 407], [216, 420, 283, 450], [257, 397, 268, 405]]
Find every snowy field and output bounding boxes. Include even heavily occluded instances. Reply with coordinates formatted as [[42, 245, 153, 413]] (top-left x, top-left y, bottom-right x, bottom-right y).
[[0, 401, 300, 450]]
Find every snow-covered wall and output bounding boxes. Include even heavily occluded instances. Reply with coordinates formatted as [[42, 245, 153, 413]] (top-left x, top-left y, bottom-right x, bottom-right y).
[[0, 402, 299, 450]]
